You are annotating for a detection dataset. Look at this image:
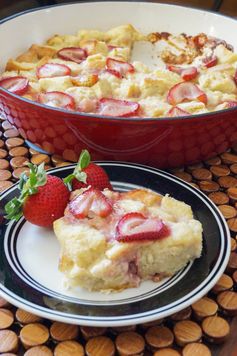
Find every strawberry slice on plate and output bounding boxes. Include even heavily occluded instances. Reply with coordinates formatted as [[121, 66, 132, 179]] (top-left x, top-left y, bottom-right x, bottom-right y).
[[203, 55, 218, 68], [36, 63, 71, 78], [167, 65, 198, 81], [69, 188, 113, 219], [167, 107, 189, 117], [98, 98, 140, 117], [0, 76, 29, 95], [106, 57, 135, 78], [38, 91, 76, 110], [57, 47, 87, 63], [116, 212, 170, 242], [167, 82, 207, 106]]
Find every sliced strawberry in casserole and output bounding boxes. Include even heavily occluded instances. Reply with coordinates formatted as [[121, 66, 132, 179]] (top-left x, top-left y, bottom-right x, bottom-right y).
[[36, 63, 71, 78], [167, 107, 190, 117], [167, 82, 207, 106], [57, 47, 87, 63], [181, 67, 198, 81], [0, 76, 29, 95], [116, 212, 170, 242], [203, 55, 218, 68], [98, 98, 140, 117], [69, 188, 112, 218], [106, 57, 135, 78], [38, 91, 75, 110], [167, 65, 198, 81]]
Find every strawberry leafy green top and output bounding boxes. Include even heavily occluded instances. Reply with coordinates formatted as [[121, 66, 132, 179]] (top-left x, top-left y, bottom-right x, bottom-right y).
[[63, 149, 90, 188], [4, 163, 47, 222]]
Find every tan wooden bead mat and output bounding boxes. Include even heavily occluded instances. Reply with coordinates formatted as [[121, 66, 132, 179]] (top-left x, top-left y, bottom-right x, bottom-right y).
[[1, 115, 237, 356]]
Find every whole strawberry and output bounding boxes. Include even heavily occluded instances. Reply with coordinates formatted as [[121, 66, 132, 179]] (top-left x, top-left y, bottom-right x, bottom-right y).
[[5, 163, 70, 227], [64, 149, 112, 191]]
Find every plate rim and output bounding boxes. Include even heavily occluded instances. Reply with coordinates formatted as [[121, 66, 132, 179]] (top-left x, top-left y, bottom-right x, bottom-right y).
[[0, 161, 231, 326]]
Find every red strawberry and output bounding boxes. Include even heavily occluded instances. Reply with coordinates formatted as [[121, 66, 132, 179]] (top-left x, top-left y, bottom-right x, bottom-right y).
[[98, 98, 140, 117], [0, 76, 29, 95], [116, 212, 170, 242], [167, 107, 189, 117], [36, 63, 71, 78], [167, 65, 198, 81], [38, 91, 76, 110], [4, 163, 70, 227], [64, 149, 112, 191], [106, 58, 135, 79], [69, 187, 112, 218], [57, 47, 87, 63], [203, 55, 218, 68], [167, 82, 207, 106]]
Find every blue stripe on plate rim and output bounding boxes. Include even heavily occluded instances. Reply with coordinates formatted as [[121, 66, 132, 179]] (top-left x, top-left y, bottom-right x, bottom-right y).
[[0, 162, 231, 326]]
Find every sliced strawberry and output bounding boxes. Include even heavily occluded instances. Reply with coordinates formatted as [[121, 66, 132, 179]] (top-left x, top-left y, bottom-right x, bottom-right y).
[[116, 212, 170, 242], [106, 57, 135, 79], [57, 47, 87, 63], [167, 65, 198, 81], [203, 55, 218, 68], [181, 67, 198, 81], [69, 188, 112, 218], [71, 73, 98, 87], [167, 107, 189, 117], [38, 91, 75, 110], [36, 63, 71, 78], [0, 76, 29, 95], [98, 98, 139, 117], [167, 82, 207, 106]]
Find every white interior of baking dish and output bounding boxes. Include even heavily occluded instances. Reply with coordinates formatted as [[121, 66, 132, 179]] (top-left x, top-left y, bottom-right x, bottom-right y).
[[0, 1, 237, 73]]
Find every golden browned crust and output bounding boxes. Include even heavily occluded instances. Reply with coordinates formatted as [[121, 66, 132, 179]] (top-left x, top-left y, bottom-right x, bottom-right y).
[[121, 189, 163, 206]]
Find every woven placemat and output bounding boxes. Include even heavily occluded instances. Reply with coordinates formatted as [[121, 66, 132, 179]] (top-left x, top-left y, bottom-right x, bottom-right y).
[[0, 115, 237, 356]]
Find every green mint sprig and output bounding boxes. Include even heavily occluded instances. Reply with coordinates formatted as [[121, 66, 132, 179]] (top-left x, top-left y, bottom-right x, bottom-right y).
[[4, 163, 47, 222], [63, 149, 90, 188]]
